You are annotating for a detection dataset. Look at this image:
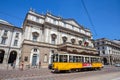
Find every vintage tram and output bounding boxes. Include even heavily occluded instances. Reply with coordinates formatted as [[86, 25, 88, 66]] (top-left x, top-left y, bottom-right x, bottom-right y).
[[48, 53, 103, 72]]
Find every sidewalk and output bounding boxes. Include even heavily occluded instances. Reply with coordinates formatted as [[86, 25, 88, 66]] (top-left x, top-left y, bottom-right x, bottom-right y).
[[0, 68, 51, 80]]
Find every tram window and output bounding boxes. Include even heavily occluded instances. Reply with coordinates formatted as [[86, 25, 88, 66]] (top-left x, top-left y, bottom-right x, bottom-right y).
[[99, 58, 101, 62], [78, 56, 83, 62], [96, 58, 101, 62], [82, 57, 84, 62], [85, 57, 89, 63], [59, 55, 63, 62], [73, 56, 75, 62], [53, 54, 58, 62], [69, 56, 73, 62], [78, 56, 80, 62], [94, 58, 98, 62], [89, 57, 91, 63], [91, 58, 93, 62], [73, 56, 77, 62], [76, 56, 79, 62], [64, 55, 67, 62], [91, 57, 99, 62], [93, 58, 96, 62], [91, 58, 94, 62], [96, 58, 98, 62], [98, 58, 100, 62], [59, 55, 67, 62]]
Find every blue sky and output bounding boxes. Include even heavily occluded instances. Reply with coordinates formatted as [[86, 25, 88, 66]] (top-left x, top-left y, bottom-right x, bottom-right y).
[[0, 0, 119, 40]]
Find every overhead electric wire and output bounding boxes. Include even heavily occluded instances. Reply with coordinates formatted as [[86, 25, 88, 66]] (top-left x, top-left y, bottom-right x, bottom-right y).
[[81, 0, 97, 36]]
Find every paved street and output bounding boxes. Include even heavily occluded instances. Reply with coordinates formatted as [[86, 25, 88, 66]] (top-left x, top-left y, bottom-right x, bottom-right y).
[[0, 65, 120, 80]]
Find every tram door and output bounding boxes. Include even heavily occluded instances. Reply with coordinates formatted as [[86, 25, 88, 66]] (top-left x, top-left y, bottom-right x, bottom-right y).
[[32, 54, 37, 66]]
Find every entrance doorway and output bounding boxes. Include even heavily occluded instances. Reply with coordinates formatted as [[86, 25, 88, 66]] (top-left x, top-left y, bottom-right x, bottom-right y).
[[0, 50, 5, 63], [8, 51, 17, 64], [32, 54, 37, 66], [103, 57, 108, 65], [30, 48, 40, 67]]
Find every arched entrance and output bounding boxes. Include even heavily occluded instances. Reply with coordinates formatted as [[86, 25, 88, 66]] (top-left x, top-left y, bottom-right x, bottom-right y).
[[0, 50, 5, 63], [103, 57, 108, 65], [8, 51, 17, 64]]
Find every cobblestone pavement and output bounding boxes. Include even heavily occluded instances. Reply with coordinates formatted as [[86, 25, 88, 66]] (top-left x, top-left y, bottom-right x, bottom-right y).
[[0, 66, 120, 80]]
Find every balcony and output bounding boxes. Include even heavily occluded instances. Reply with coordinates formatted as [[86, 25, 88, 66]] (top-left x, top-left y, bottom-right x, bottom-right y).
[[57, 42, 98, 55], [23, 39, 57, 48]]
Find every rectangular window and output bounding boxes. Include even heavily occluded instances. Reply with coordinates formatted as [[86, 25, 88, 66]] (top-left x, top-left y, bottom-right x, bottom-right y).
[[3, 30, 8, 36], [44, 54, 48, 63], [102, 41, 105, 44], [102, 51, 105, 54], [51, 38, 55, 44], [24, 56, 28, 61], [1, 37, 6, 44], [53, 20, 56, 24], [64, 23, 66, 27], [36, 17, 39, 22], [72, 26, 74, 30], [102, 46, 104, 49], [97, 42, 99, 45], [14, 40, 18, 46], [33, 35, 37, 41], [15, 33, 19, 38]]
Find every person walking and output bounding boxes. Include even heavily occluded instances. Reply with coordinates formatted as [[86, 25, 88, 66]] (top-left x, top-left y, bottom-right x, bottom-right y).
[[39, 61, 41, 69], [21, 61, 24, 71]]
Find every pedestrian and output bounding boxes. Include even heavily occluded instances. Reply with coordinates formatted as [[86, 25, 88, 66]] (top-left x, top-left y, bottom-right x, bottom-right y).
[[13, 60, 16, 69], [39, 61, 41, 69], [21, 61, 24, 71]]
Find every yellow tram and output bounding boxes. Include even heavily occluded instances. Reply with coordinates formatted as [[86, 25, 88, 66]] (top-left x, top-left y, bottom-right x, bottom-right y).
[[48, 53, 103, 72]]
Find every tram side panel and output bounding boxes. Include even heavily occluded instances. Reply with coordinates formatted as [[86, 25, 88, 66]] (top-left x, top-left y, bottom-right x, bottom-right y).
[[52, 62, 102, 71], [92, 62, 102, 68], [53, 62, 83, 71]]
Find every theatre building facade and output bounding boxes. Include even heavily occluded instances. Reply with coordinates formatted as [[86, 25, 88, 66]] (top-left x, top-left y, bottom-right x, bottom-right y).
[[0, 10, 98, 69], [21, 10, 97, 68]]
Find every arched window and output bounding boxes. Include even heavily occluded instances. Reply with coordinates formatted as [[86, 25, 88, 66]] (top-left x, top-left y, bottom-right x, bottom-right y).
[[34, 48, 37, 52], [78, 40, 82, 45], [32, 32, 39, 41], [0, 50, 5, 63], [62, 36, 67, 44], [51, 34, 57, 44], [84, 42, 89, 47], [71, 38, 75, 44]]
